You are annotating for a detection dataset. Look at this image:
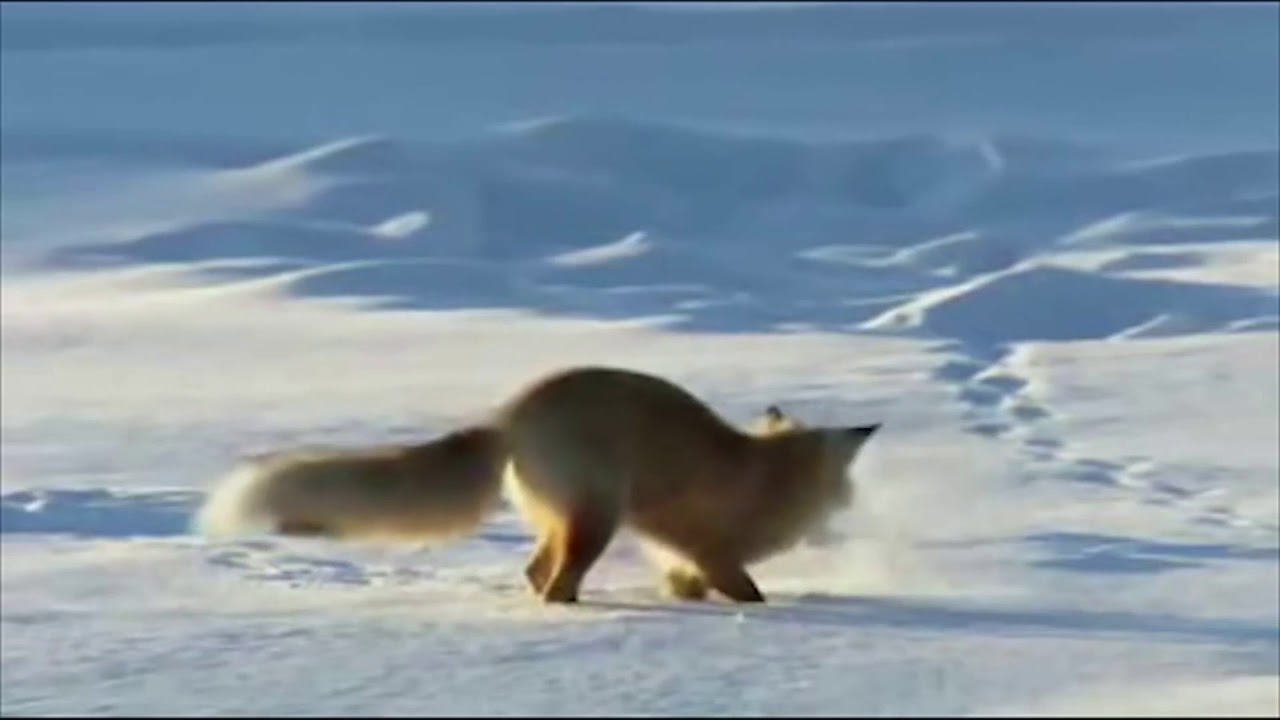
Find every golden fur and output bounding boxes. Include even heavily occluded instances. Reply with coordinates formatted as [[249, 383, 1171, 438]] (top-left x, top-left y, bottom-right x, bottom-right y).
[[195, 367, 880, 604]]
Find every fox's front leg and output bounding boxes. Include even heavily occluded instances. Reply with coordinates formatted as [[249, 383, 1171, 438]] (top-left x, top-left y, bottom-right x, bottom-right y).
[[663, 568, 709, 601], [698, 558, 765, 603]]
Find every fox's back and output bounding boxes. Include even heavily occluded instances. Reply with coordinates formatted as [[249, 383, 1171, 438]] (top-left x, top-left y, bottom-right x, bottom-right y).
[[501, 367, 743, 444], [500, 367, 750, 497]]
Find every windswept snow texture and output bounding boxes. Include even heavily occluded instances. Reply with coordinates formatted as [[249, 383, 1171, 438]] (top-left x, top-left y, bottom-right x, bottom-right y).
[[2, 2, 1278, 717]]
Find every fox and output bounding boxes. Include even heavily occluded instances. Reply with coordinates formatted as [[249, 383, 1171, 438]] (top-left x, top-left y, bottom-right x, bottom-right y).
[[194, 366, 881, 604]]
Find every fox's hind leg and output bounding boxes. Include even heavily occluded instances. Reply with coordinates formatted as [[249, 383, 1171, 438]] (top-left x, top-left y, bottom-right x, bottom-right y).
[[504, 439, 621, 603], [523, 535, 556, 595], [505, 461, 564, 598], [505, 471, 619, 603], [540, 505, 619, 604]]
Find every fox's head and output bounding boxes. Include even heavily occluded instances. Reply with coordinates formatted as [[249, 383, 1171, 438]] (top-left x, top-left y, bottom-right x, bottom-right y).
[[835, 422, 882, 458], [753, 404, 881, 511], [823, 422, 880, 508], [753, 404, 880, 452]]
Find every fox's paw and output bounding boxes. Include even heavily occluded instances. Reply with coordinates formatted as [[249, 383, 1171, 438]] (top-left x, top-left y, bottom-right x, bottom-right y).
[[540, 586, 579, 604], [663, 569, 709, 601]]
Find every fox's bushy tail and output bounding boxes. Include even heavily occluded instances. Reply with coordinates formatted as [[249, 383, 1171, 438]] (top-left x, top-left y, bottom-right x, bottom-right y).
[[192, 425, 507, 542], [193, 460, 278, 538]]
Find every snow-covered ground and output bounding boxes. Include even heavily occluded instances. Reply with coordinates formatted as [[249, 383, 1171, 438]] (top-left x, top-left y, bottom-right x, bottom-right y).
[[2, 2, 1277, 716]]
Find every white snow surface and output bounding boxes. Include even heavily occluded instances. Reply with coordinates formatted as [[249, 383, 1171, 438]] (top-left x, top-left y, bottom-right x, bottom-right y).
[[2, 3, 1277, 716]]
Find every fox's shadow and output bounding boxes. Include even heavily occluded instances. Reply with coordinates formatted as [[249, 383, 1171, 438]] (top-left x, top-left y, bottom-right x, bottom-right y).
[[584, 591, 1279, 650]]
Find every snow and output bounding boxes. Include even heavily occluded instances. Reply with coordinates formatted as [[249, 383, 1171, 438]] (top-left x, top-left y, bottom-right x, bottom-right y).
[[369, 211, 431, 240], [546, 231, 654, 268], [2, 2, 1277, 716]]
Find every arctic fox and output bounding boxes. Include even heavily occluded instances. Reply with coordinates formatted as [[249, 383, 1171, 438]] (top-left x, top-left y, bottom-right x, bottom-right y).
[[195, 367, 880, 604]]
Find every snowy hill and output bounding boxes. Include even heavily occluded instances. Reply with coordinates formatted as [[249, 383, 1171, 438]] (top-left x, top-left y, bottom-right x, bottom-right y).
[[2, 2, 1277, 716]]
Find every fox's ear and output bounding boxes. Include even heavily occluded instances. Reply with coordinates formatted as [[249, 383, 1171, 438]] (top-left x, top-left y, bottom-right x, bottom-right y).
[[845, 423, 881, 439], [830, 423, 881, 459]]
